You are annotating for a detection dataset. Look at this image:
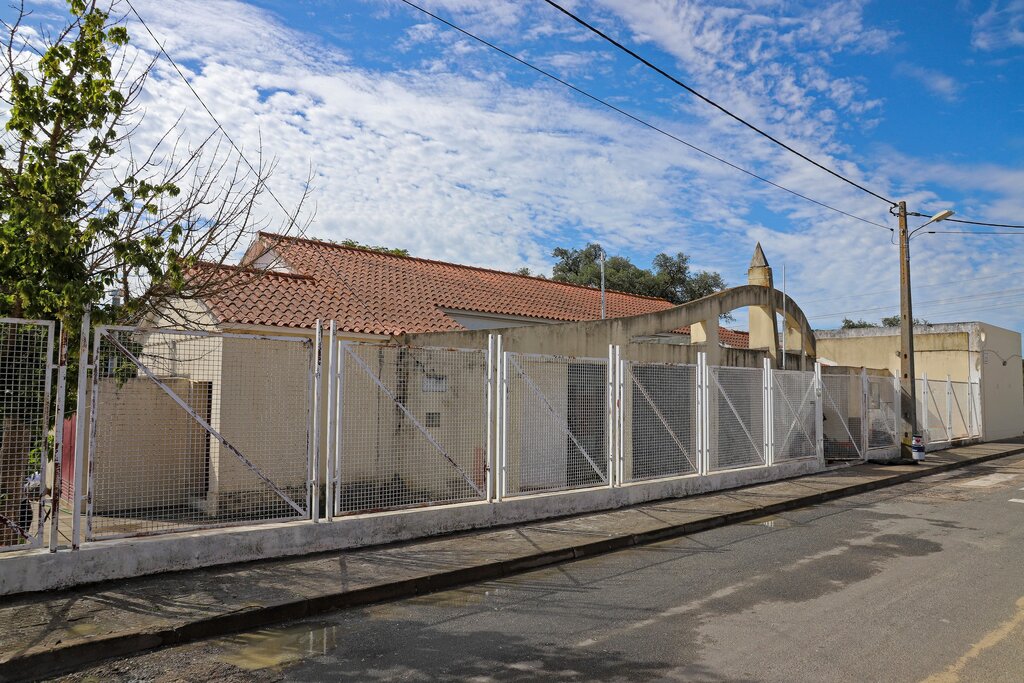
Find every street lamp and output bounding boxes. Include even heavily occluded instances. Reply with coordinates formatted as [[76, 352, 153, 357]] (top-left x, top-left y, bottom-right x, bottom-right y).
[[897, 203, 954, 459]]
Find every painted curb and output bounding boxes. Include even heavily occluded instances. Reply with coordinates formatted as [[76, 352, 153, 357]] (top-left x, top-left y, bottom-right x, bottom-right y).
[[4, 446, 1022, 682]]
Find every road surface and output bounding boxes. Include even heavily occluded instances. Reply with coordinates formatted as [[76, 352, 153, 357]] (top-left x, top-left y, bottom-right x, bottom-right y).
[[56, 453, 1024, 682]]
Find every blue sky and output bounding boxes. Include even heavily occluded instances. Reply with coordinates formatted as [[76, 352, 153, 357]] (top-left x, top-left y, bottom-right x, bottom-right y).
[[7, 1, 1024, 332]]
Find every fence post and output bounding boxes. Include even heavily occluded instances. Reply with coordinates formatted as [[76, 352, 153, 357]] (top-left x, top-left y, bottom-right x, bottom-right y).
[[617, 349, 625, 486], [763, 357, 773, 467], [814, 362, 824, 462], [697, 352, 709, 475], [485, 333, 493, 505], [49, 325, 67, 552], [921, 372, 929, 445], [496, 335, 506, 502], [861, 369, 870, 455], [945, 375, 953, 443], [893, 374, 901, 444], [310, 321, 322, 522], [324, 322, 337, 521], [607, 345, 619, 488], [71, 306, 91, 549]]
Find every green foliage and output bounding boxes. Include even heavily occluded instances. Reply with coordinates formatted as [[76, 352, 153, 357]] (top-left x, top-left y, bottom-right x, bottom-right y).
[[881, 315, 929, 327], [843, 316, 929, 329], [1, 1, 184, 326], [550, 243, 727, 305], [339, 239, 409, 257]]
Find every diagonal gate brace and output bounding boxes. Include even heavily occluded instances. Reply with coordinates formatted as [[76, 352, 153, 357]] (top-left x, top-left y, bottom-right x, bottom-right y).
[[102, 332, 306, 517]]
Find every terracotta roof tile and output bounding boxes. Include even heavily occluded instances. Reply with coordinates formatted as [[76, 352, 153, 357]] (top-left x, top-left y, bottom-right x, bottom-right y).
[[195, 233, 750, 349]]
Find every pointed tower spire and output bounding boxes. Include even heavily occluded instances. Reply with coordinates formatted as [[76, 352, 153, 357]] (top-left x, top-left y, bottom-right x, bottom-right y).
[[750, 242, 769, 269]]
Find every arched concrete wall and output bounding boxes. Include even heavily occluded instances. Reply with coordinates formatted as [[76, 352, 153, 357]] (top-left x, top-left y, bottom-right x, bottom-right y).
[[399, 284, 816, 369]]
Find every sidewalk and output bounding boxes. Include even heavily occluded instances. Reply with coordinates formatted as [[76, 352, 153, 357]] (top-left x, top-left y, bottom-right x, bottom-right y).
[[3, 440, 1023, 682]]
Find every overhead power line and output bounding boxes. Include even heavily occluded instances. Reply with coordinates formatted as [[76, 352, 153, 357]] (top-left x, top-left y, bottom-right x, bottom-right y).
[[796, 267, 1024, 306], [397, 0, 891, 231], [540, 0, 896, 206], [908, 212, 1024, 230], [807, 285, 1024, 320], [926, 230, 1024, 236], [125, 1, 398, 335]]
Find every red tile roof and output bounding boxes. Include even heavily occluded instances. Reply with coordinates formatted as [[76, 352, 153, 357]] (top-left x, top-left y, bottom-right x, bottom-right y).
[[194, 233, 750, 348]]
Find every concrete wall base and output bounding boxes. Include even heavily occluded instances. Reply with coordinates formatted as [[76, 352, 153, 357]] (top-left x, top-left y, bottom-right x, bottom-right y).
[[1, 459, 823, 596]]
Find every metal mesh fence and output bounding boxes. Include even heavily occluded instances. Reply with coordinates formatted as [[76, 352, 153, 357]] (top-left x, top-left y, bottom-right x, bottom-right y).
[[87, 328, 312, 539], [708, 366, 764, 471], [772, 370, 817, 461], [822, 375, 862, 459], [622, 361, 698, 482], [504, 353, 608, 496], [337, 344, 488, 513], [925, 379, 948, 443], [865, 376, 898, 450], [950, 382, 970, 439], [0, 320, 52, 550]]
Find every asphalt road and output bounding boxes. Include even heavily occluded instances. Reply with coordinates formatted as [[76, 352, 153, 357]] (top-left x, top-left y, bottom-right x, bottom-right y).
[[56, 454, 1024, 682]]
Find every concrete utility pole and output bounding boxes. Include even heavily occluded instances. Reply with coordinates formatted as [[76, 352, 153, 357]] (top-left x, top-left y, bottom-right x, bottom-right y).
[[898, 204, 955, 458], [897, 201, 916, 457]]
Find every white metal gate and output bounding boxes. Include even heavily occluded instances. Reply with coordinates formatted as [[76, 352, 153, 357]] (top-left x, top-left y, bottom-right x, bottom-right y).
[[85, 326, 315, 539], [822, 375, 864, 460], [0, 318, 54, 551], [331, 341, 489, 515], [502, 352, 609, 496]]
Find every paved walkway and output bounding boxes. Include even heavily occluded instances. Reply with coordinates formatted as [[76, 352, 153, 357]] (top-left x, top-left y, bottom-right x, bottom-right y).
[[3, 441, 1022, 682]]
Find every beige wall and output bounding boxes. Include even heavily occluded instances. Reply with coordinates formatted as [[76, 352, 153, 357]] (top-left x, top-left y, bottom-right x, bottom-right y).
[[978, 323, 1024, 441], [91, 377, 210, 514], [817, 323, 1024, 442]]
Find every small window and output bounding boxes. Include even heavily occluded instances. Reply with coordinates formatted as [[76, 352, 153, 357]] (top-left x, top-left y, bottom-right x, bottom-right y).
[[425, 412, 441, 428], [422, 375, 448, 393]]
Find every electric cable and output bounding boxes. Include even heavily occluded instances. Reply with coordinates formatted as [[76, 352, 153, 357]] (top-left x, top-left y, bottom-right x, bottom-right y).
[[396, 0, 892, 231], [126, 1, 399, 335], [540, 0, 897, 206]]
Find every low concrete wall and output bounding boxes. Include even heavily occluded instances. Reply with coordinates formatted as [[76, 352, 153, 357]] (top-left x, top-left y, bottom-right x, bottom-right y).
[[1, 458, 822, 596]]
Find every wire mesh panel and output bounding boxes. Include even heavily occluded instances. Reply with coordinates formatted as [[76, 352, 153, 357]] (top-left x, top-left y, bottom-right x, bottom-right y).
[[949, 382, 970, 439], [622, 361, 697, 482], [337, 344, 488, 513], [822, 375, 862, 459], [0, 320, 53, 550], [772, 369, 817, 462], [87, 328, 313, 539], [504, 353, 608, 496], [925, 379, 948, 444], [708, 366, 764, 471], [865, 376, 898, 450]]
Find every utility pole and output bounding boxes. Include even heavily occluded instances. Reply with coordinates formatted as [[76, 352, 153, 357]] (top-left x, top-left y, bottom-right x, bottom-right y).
[[897, 200, 917, 458], [599, 248, 606, 319]]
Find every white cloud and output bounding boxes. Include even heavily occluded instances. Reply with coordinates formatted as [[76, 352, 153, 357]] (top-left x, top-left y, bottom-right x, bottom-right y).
[[972, 0, 1024, 51], [894, 63, 961, 103], [8, 0, 1022, 334]]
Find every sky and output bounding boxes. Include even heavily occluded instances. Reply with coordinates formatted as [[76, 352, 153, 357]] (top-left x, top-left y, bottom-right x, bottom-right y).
[[6, 0, 1024, 333]]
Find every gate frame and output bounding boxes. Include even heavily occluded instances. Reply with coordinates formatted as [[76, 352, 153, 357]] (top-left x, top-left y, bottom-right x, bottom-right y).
[[83, 324, 317, 541], [333, 341, 490, 516], [0, 316, 55, 553], [501, 350, 610, 497]]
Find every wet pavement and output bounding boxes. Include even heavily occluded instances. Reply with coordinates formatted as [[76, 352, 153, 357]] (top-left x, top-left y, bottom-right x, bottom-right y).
[[56, 452, 1024, 682], [3, 440, 1022, 681]]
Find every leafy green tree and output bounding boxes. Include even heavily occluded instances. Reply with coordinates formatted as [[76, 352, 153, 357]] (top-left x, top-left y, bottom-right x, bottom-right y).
[[842, 318, 878, 329], [0, 1, 307, 543], [550, 243, 727, 305], [881, 315, 928, 327], [340, 239, 409, 256], [1, 0, 309, 328]]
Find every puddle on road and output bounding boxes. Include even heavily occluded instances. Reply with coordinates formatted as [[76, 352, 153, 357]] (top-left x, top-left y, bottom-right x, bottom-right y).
[[215, 622, 340, 671], [739, 515, 794, 529]]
